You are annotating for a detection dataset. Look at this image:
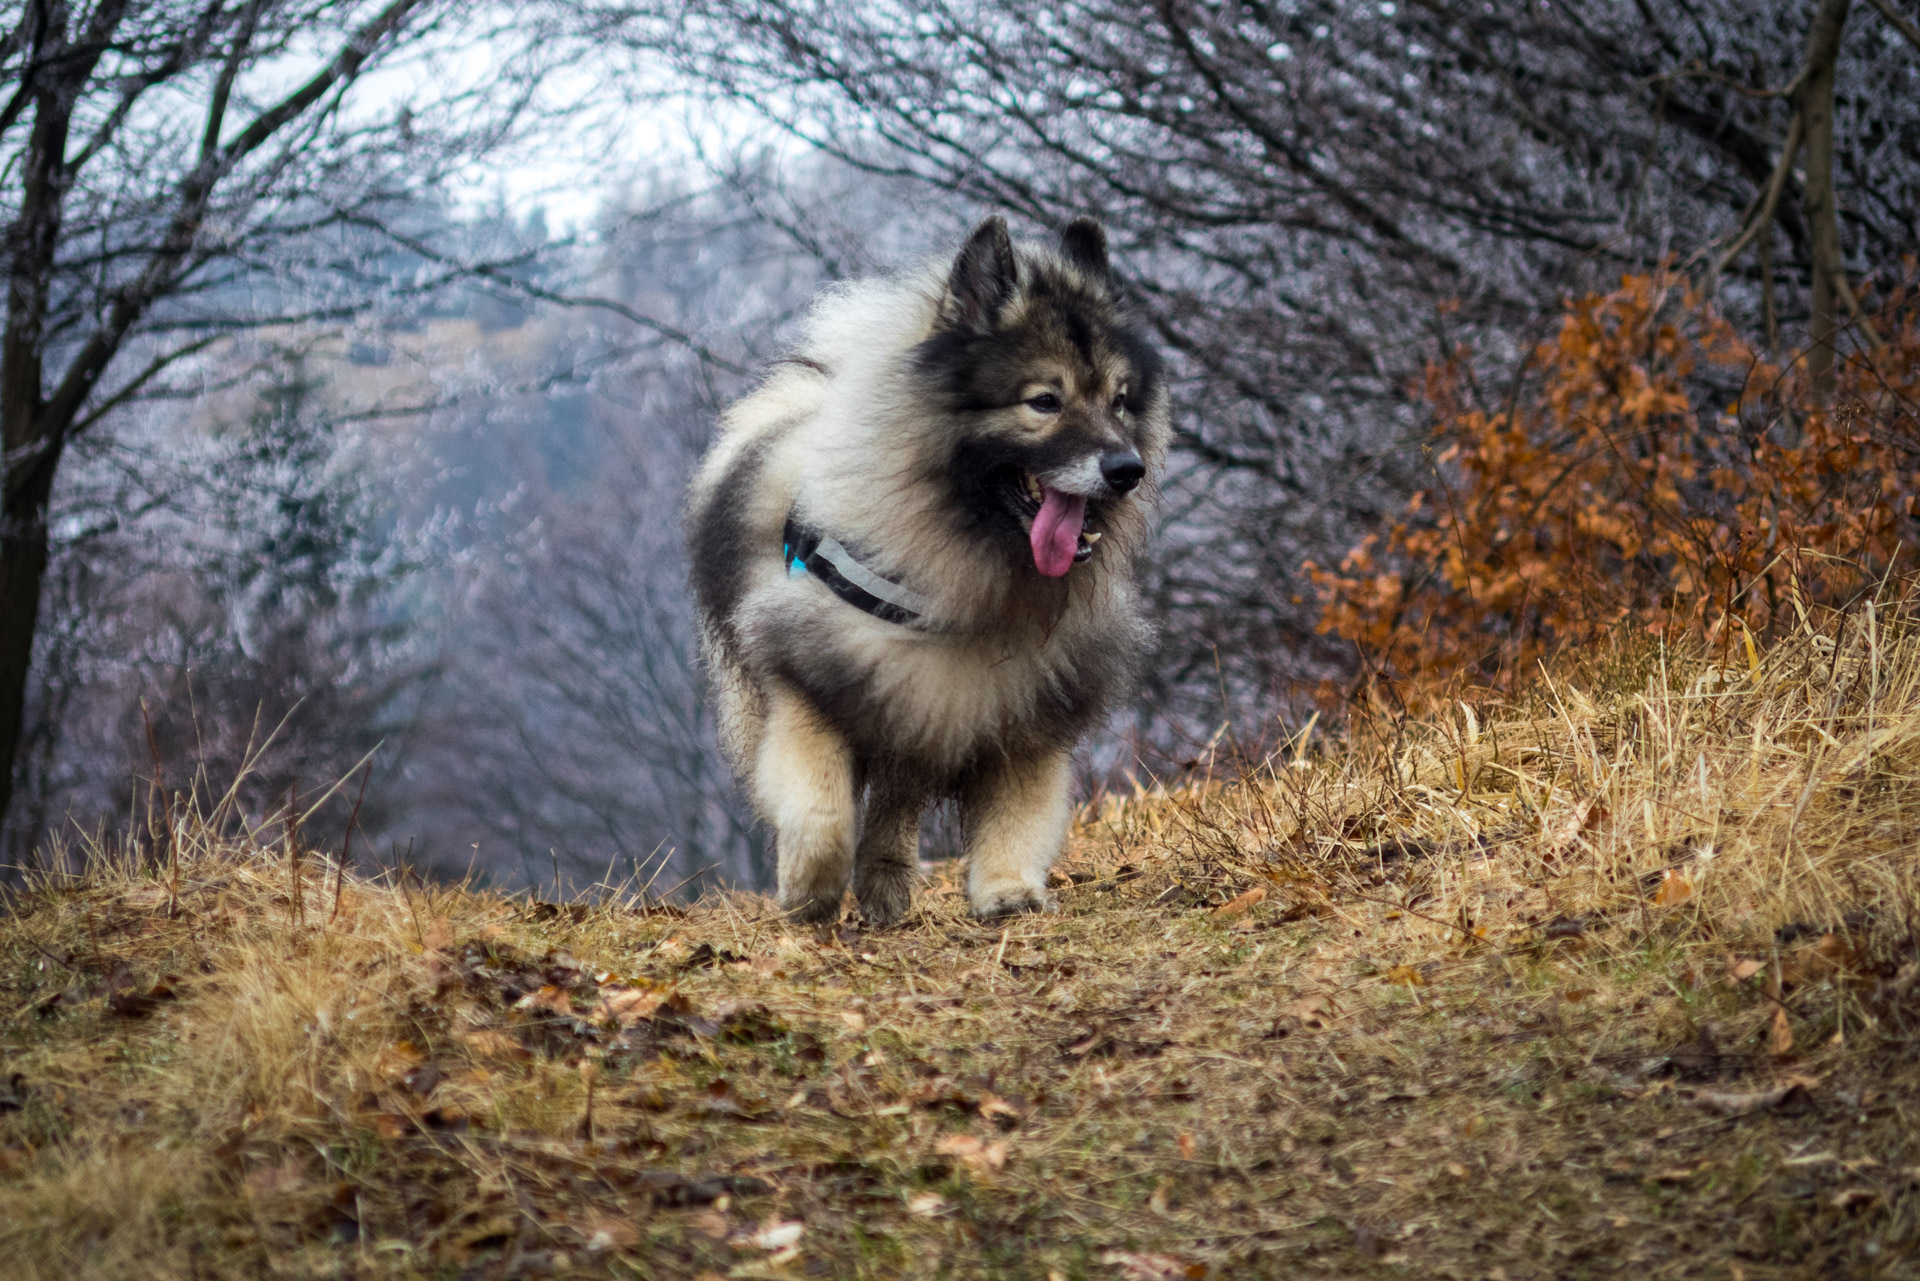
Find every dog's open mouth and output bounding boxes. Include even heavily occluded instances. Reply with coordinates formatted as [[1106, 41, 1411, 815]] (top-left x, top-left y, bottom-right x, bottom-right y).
[[1009, 470, 1099, 577]]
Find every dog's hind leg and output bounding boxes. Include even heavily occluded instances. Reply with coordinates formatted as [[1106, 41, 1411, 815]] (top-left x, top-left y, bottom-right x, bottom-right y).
[[754, 687, 857, 923], [853, 773, 923, 928], [961, 750, 1071, 919]]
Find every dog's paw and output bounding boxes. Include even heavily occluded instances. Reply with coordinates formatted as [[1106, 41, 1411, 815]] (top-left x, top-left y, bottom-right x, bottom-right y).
[[854, 862, 915, 928], [779, 887, 847, 924], [968, 882, 1055, 920]]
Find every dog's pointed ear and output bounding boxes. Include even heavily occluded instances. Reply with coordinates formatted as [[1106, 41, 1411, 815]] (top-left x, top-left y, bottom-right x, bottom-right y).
[[1059, 217, 1110, 281], [944, 215, 1017, 332]]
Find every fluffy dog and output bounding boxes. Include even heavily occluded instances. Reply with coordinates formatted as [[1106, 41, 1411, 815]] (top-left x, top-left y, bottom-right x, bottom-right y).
[[687, 215, 1168, 923]]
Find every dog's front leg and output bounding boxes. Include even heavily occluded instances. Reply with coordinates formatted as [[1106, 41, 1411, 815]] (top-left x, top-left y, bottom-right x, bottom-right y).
[[962, 750, 1071, 919], [853, 772, 923, 928], [754, 687, 856, 923]]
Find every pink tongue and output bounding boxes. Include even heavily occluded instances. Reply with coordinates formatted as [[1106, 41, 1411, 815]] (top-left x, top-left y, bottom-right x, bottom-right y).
[[1029, 487, 1087, 578]]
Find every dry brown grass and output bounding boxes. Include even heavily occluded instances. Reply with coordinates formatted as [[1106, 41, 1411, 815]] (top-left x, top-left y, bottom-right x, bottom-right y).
[[4, 599, 1920, 1280]]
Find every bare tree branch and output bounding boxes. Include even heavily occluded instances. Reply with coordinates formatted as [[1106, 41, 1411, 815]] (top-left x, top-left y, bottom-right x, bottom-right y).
[[1865, 0, 1920, 54], [1710, 112, 1804, 283]]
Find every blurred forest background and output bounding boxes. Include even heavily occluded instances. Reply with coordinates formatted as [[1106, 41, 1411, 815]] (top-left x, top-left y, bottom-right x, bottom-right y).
[[3, 0, 1917, 895]]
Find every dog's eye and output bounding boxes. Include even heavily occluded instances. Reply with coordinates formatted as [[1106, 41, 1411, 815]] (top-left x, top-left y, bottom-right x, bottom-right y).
[[1111, 392, 1128, 413], [1026, 392, 1063, 414]]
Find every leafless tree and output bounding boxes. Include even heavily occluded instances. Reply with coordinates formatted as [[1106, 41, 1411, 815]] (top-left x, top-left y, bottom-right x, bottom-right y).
[[4, 343, 430, 869], [0, 0, 599, 836]]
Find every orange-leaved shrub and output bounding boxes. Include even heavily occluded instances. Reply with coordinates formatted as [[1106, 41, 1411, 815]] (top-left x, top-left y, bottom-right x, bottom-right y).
[[1310, 269, 1920, 696]]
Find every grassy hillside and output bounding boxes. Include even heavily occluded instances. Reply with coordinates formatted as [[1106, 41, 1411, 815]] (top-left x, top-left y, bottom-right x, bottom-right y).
[[4, 610, 1919, 1280]]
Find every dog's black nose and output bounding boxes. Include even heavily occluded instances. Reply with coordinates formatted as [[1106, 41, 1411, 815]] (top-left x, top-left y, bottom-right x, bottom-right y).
[[1100, 450, 1146, 494]]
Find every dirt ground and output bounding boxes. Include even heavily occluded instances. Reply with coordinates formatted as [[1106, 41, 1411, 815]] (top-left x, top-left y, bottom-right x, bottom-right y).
[[1, 833, 1915, 1280]]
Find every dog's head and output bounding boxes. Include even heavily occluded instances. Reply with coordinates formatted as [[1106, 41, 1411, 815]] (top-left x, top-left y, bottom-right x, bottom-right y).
[[913, 215, 1166, 579]]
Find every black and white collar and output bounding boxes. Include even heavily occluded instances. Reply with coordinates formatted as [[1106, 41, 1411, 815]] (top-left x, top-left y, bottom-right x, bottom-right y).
[[782, 513, 934, 626]]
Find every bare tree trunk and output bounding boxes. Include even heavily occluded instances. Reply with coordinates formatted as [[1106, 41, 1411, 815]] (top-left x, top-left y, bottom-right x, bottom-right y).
[[0, 7, 92, 842], [1798, 0, 1852, 406], [0, 467, 57, 840]]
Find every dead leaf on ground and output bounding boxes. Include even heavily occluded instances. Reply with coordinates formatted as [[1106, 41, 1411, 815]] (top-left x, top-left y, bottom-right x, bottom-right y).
[[1781, 933, 1863, 986], [1653, 869, 1693, 906], [741, 1220, 804, 1250], [1100, 1252, 1208, 1281], [1383, 964, 1426, 987], [1289, 993, 1337, 1028], [512, 984, 573, 1017], [376, 1040, 426, 1079], [598, 986, 666, 1026], [907, 1191, 950, 1218], [1687, 1075, 1820, 1117], [367, 1112, 411, 1141], [978, 1092, 1023, 1125], [1211, 886, 1266, 920], [1728, 958, 1764, 982], [694, 1077, 777, 1122], [458, 1028, 532, 1063], [579, 1214, 640, 1252], [936, 1133, 1009, 1173], [1768, 1006, 1794, 1056]]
